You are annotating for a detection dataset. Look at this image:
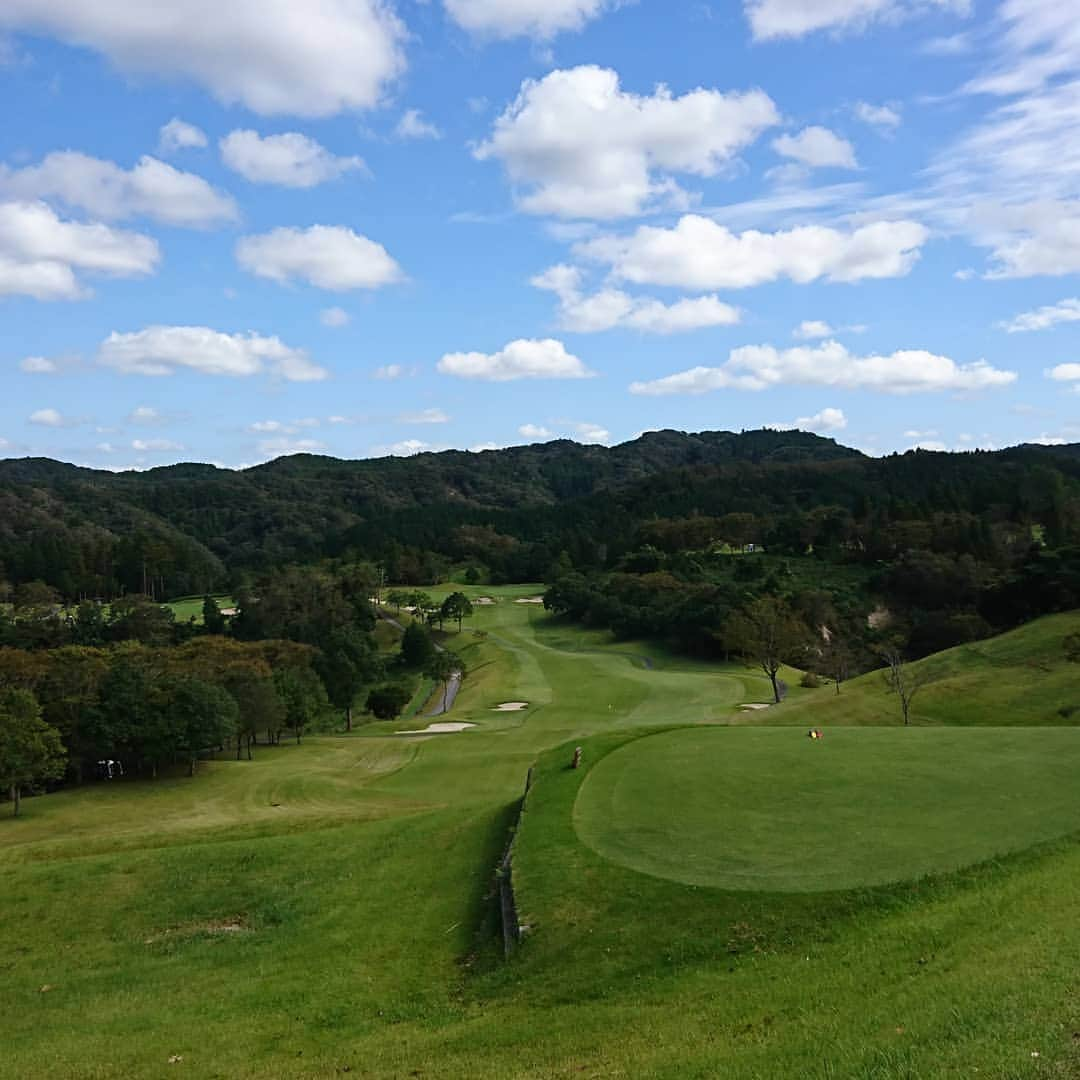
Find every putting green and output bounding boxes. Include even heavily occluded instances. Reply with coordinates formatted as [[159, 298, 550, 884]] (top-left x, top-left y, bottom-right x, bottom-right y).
[[573, 726, 1080, 892]]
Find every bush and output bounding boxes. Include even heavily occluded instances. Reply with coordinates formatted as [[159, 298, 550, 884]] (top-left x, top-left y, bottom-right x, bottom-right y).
[[366, 683, 413, 721], [800, 671, 823, 689]]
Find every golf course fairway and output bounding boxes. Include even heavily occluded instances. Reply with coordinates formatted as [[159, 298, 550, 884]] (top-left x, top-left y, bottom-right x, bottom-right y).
[[572, 726, 1080, 891]]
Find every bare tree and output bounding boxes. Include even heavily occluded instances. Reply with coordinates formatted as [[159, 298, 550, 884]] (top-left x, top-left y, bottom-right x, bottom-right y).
[[881, 647, 928, 726]]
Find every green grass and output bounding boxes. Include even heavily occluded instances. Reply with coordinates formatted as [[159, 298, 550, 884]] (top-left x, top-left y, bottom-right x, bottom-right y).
[[164, 594, 236, 624], [2, 590, 1079, 1077], [574, 725, 1080, 891]]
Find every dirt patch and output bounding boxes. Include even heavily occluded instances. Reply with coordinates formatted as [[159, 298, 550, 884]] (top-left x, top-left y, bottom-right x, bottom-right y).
[[868, 606, 892, 630], [397, 722, 477, 735], [493, 702, 528, 712], [145, 918, 250, 945]]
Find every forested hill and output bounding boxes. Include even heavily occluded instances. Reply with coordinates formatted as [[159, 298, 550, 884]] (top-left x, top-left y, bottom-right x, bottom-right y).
[[0, 427, 1078, 599]]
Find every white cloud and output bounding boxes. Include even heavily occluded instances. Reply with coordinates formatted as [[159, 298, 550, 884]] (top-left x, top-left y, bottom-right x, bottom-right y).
[[1048, 362, 1080, 383], [793, 320, 834, 339], [398, 408, 450, 424], [855, 102, 901, 129], [1030, 434, 1068, 445], [0, 152, 236, 227], [320, 306, 351, 328], [531, 263, 740, 334], [773, 126, 858, 169], [21, 356, 57, 373], [0, 200, 158, 300], [438, 338, 593, 381], [369, 438, 432, 457], [128, 405, 164, 425], [220, 130, 365, 188], [236, 225, 403, 291], [158, 118, 207, 154], [373, 363, 404, 380], [395, 109, 441, 140], [258, 436, 328, 455], [745, 0, 970, 41], [910, 439, 949, 451], [566, 420, 610, 444], [904, 428, 939, 438], [445, 0, 613, 38], [469, 442, 502, 453], [630, 340, 1017, 396], [798, 407, 848, 431], [978, 200, 1080, 279], [1000, 297, 1080, 332], [475, 66, 779, 219], [578, 215, 928, 289], [98, 325, 328, 381], [132, 438, 184, 452], [519, 423, 554, 439], [29, 407, 72, 427], [0, 1, 406, 117]]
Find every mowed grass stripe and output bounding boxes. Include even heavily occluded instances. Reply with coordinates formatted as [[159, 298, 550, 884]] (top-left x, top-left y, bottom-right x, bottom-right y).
[[573, 726, 1080, 892]]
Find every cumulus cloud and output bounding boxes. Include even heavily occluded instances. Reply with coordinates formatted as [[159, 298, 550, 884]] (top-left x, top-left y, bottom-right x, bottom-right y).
[[29, 407, 75, 427], [1000, 297, 1080, 332], [771, 407, 848, 432], [793, 320, 835, 339], [0, 1, 406, 117], [0, 152, 236, 227], [320, 306, 351, 327], [98, 325, 328, 381], [258, 436, 328, 455], [132, 438, 184, 452], [128, 405, 165, 425], [438, 338, 593, 381], [978, 200, 1080, 279], [445, 0, 614, 38], [566, 420, 610, 444], [373, 363, 404, 380], [369, 438, 432, 457], [855, 101, 901, 130], [519, 423, 554, 439], [1047, 362, 1080, 384], [395, 109, 441, 140], [745, 0, 970, 41], [21, 355, 78, 373], [0, 200, 158, 300], [531, 263, 740, 333], [578, 215, 928, 289], [475, 66, 779, 219], [398, 408, 450, 424], [236, 225, 403, 291], [158, 118, 207, 154], [630, 340, 1017, 396], [773, 126, 858, 169], [220, 130, 365, 188]]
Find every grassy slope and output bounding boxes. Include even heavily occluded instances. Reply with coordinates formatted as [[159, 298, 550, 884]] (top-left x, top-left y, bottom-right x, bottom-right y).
[[783, 611, 1080, 728], [1, 590, 1078, 1077]]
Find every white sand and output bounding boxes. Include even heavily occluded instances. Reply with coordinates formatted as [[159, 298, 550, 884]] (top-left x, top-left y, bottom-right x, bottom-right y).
[[397, 722, 477, 735], [493, 702, 528, 712], [474, 597, 495, 605], [739, 703, 772, 711], [514, 597, 544, 604]]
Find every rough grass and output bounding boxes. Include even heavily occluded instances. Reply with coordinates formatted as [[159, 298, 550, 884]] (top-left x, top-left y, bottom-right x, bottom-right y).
[[2, 588, 1079, 1078]]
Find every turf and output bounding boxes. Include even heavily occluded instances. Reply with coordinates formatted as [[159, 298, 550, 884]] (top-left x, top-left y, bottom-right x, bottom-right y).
[[573, 725, 1080, 891], [2, 587, 1079, 1078]]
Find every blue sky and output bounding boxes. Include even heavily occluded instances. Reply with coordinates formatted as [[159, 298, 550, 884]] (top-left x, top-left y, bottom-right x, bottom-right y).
[[1, 0, 1078, 469]]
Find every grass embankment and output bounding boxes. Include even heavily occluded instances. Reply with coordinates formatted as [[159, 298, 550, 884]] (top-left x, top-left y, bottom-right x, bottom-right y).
[[1, 588, 1078, 1077]]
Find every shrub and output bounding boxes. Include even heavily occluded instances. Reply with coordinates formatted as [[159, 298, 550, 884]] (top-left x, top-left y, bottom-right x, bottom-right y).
[[800, 671, 823, 689]]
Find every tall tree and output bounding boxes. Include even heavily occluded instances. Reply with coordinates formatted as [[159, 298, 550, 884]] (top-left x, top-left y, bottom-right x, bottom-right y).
[[440, 592, 474, 632], [725, 597, 809, 704], [0, 688, 66, 817], [315, 628, 381, 732], [881, 647, 929, 726], [202, 595, 226, 636]]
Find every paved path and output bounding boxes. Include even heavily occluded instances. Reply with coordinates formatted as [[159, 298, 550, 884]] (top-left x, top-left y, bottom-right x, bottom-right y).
[[376, 607, 462, 717]]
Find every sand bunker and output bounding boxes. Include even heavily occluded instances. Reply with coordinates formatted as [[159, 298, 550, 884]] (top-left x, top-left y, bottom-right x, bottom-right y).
[[739, 703, 772, 711], [474, 596, 495, 605], [397, 722, 477, 735], [493, 702, 528, 712], [514, 597, 544, 604]]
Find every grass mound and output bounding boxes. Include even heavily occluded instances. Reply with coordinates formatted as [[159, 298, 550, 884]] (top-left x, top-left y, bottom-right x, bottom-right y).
[[573, 726, 1080, 891]]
